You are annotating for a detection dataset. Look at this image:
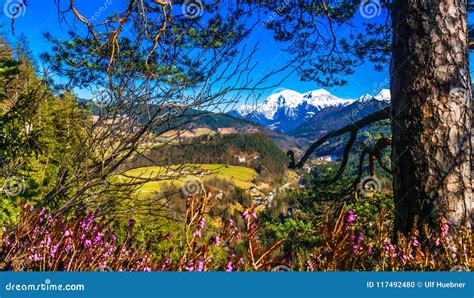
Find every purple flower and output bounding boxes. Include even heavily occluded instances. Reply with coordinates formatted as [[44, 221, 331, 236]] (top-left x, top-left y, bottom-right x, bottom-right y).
[[198, 218, 206, 229], [128, 219, 136, 228], [213, 236, 221, 246], [80, 214, 95, 230], [383, 240, 396, 258], [306, 260, 315, 272], [412, 238, 420, 247], [367, 245, 373, 254], [441, 222, 449, 238], [84, 239, 92, 248], [225, 262, 233, 272], [28, 253, 42, 262], [346, 211, 356, 224], [165, 233, 172, 240], [64, 238, 72, 253], [93, 233, 103, 245], [350, 233, 356, 241], [193, 229, 202, 238], [40, 234, 52, 249], [186, 262, 194, 272], [161, 258, 171, 271], [243, 210, 256, 220], [50, 244, 59, 258], [64, 229, 73, 237], [197, 260, 204, 272]]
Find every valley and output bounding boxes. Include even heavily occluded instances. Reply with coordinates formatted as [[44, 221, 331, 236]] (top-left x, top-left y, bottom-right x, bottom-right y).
[[111, 88, 392, 211]]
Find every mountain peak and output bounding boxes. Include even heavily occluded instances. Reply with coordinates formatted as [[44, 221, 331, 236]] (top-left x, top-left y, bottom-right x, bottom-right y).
[[231, 88, 391, 134], [374, 89, 391, 101], [358, 94, 373, 101], [231, 88, 354, 132], [266, 90, 303, 108], [357, 89, 391, 102], [304, 89, 332, 97]]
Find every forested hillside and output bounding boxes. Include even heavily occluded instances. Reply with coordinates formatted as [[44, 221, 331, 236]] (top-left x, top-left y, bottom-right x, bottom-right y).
[[124, 133, 289, 177]]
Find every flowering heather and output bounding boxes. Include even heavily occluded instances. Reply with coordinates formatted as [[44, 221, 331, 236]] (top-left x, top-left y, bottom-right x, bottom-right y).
[[302, 208, 473, 271], [243, 209, 257, 220], [0, 204, 472, 272], [0, 206, 156, 271], [346, 210, 356, 224]]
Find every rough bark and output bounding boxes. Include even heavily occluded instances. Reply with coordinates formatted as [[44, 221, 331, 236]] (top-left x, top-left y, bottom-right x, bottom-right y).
[[391, 0, 473, 236]]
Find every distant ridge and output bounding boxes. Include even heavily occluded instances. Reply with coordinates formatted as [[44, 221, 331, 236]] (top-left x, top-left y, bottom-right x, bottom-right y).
[[230, 89, 390, 133]]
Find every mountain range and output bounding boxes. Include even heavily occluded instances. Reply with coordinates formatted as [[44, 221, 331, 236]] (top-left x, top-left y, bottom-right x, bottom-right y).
[[230, 89, 391, 139], [88, 88, 391, 158]]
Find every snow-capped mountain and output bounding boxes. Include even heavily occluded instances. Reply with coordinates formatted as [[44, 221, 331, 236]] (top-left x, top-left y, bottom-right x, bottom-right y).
[[357, 89, 391, 103], [231, 89, 355, 132], [374, 89, 391, 101], [290, 89, 391, 139]]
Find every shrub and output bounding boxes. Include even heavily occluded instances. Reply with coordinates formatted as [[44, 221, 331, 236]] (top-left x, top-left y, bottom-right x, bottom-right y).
[[0, 202, 472, 272], [302, 209, 473, 271], [0, 206, 157, 271]]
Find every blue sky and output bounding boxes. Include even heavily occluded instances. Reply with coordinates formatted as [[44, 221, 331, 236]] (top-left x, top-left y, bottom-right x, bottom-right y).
[[2, 1, 472, 103]]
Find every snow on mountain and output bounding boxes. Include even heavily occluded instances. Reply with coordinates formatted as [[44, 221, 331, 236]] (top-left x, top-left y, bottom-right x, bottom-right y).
[[303, 89, 354, 109], [374, 89, 391, 101], [290, 91, 391, 139], [355, 89, 391, 103], [357, 94, 374, 102], [245, 90, 301, 120], [235, 89, 352, 119], [231, 89, 353, 132], [231, 88, 390, 133]]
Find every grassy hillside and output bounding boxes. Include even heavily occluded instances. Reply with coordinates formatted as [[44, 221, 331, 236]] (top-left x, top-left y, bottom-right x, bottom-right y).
[[125, 164, 258, 193], [126, 133, 290, 178]]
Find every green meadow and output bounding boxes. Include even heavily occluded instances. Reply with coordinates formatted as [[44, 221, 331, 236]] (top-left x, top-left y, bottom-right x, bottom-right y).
[[124, 164, 258, 193]]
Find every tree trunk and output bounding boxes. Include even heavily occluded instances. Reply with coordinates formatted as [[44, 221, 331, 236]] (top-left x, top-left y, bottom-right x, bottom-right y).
[[391, 0, 473, 237]]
